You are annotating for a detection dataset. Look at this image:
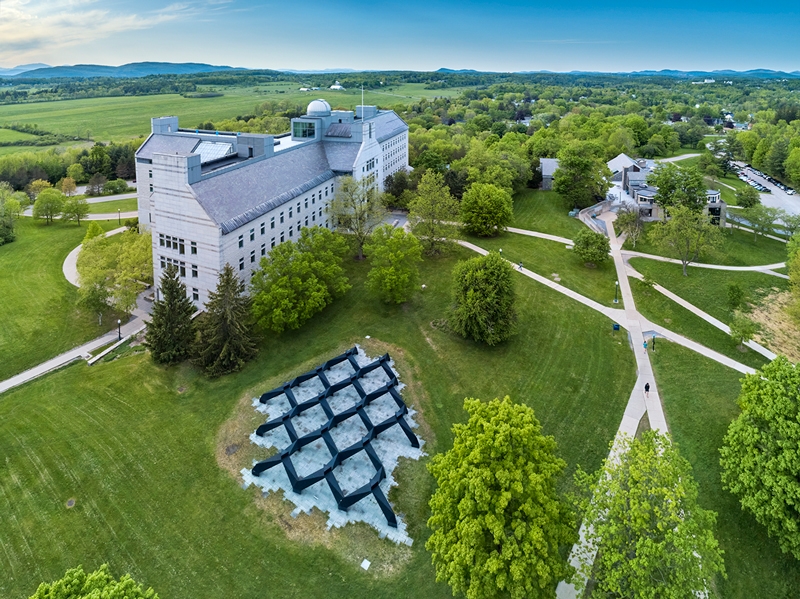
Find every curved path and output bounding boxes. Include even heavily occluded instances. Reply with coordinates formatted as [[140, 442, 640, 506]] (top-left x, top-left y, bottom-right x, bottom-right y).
[[621, 249, 787, 277]]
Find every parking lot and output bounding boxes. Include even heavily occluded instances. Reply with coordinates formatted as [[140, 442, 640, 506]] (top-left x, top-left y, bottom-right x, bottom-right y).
[[734, 161, 800, 215]]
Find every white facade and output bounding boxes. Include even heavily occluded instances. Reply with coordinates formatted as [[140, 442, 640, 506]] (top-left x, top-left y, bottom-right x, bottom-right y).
[[135, 102, 409, 307]]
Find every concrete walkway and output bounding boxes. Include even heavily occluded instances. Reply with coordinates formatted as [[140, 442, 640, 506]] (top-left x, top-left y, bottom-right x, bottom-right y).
[[657, 153, 700, 163], [621, 249, 787, 276], [0, 292, 152, 396], [0, 230, 151, 397], [506, 226, 573, 246]]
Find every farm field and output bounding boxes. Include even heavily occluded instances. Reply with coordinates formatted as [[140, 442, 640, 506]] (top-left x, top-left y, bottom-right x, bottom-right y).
[[0, 83, 469, 144], [0, 247, 636, 599], [652, 342, 800, 599], [0, 217, 122, 380], [0, 128, 38, 142]]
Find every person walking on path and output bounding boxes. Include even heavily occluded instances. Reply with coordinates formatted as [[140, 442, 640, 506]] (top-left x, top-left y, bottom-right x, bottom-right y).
[[643, 340, 648, 354], [644, 382, 650, 398], [518, 261, 523, 270]]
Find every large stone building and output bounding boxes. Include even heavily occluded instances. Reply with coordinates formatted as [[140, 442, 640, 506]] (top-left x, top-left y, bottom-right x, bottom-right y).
[[135, 100, 408, 305]]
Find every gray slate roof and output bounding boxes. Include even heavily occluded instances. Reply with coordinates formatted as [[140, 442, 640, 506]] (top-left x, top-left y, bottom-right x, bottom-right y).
[[540, 158, 559, 178], [191, 143, 335, 234], [324, 143, 360, 173], [373, 111, 408, 143], [137, 134, 199, 160]]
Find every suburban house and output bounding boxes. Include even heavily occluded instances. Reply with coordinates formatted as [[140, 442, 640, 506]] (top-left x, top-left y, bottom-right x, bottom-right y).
[[135, 100, 409, 306]]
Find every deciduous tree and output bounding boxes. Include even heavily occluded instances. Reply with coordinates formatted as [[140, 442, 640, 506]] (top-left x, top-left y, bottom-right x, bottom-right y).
[[408, 170, 461, 255], [194, 264, 258, 377], [461, 182, 513, 237], [743, 204, 783, 242], [552, 141, 611, 209], [29, 564, 159, 599], [61, 176, 77, 196], [648, 163, 708, 213], [61, 196, 90, 225], [427, 396, 575, 599], [251, 227, 350, 333], [449, 251, 516, 345], [327, 176, 386, 259], [573, 229, 610, 266], [32, 188, 64, 224], [614, 205, 643, 248], [735, 184, 760, 208], [648, 205, 723, 276], [574, 431, 725, 598], [729, 311, 758, 349], [145, 265, 196, 364], [365, 224, 422, 303], [720, 356, 800, 559]]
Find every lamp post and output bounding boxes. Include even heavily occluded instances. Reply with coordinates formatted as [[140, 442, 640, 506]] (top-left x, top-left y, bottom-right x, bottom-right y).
[[117, 319, 122, 341], [613, 281, 619, 304], [652, 334, 656, 352], [498, 248, 502, 258], [118, 209, 121, 225]]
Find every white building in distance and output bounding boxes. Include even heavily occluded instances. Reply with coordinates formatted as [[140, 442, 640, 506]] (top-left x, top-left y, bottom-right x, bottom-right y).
[[135, 99, 408, 305]]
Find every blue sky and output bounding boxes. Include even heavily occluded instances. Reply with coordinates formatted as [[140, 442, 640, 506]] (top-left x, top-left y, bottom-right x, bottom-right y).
[[1, 0, 798, 72]]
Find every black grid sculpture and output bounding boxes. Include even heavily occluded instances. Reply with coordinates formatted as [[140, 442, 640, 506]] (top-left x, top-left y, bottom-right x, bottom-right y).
[[251, 347, 420, 528]]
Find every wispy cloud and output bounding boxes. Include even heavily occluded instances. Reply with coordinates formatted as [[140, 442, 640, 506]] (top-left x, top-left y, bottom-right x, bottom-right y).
[[0, 0, 219, 64]]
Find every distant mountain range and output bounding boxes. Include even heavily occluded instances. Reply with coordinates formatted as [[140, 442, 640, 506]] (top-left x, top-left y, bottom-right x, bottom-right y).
[[4, 62, 244, 79], [2, 62, 800, 80], [0, 63, 50, 77]]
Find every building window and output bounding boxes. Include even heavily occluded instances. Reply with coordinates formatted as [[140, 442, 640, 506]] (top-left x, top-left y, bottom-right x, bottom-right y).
[[250, 228, 255, 242], [312, 213, 316, 222], [191, 265, 198, 278], [280, 232, 284, 243], [305, 216, 309, 226], [178, 240, 184, 255], [260, 222, 265, 235], [319, 207, 323, 217], [289, 226, 293, 238], [238, 235, 244, 248], [159, 256, 165, 269], [249, 250, 255, 263], [293, 121, 315, 138], [239, 258, 244, 271], [192, 288, 199, 301], [190, 241, 197, 255], [304, 199, 308, 209], [297, 202, 301, 214], [149, 184, 153, 193], [159, 234, 165, 246], [148, 170, 152, 179], [271, 216, 275, 229], [271, 237, 275, 248], [289, 207, 293, 218], [261, 243, 266, 256], [280, 212, 284, 224]]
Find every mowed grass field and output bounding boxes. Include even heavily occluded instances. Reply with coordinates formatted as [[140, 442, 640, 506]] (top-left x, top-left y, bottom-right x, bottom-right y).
[[0, 247, 636, 599], [0, 83, 469, 145], [0, 128, 39, 142], [0, 217, 122, 380], [652, 342, 800, 599], [511, 189, 585, 239], [87, 198, 138, 214]]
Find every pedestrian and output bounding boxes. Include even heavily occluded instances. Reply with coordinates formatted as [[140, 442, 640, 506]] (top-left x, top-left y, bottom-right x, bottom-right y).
[[643, 340, 648, 354], [518, 261, 523, 270], [644, 382, 650, 398]]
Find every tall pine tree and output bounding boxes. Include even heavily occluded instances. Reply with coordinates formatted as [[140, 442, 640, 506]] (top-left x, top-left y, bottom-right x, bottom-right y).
[[145, 264, 196, 364], [193, 264, 258, 377]]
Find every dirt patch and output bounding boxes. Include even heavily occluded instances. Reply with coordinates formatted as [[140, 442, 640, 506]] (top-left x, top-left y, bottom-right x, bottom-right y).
[[750, 290, 800, 362], [215, 338, 434, 577]]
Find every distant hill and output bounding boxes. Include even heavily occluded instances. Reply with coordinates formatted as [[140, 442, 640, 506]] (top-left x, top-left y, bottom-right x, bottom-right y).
[[627, 69, 800, 79], [0, 63, 50, 77], [11, 62, 245, 79]]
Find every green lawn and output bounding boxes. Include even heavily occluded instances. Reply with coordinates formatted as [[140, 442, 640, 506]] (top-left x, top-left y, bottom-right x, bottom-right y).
[[0, 217, 123, 380], [469, 232, 620, 306], [630, 278, 767, 370], [0, 84, 468, 144], [87, 198, 138, 214], [0, 247, 636, 599], [0, 128, 38, 142], [511, 189, 585, 239], [652, 342, 800, 599], [629, 258, 788, 324], [625, 225, 788, 266]]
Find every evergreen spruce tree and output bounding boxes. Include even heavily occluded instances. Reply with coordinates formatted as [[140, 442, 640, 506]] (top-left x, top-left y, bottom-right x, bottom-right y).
[[194, 264, 258, 377], [145, 264, 196, 364]]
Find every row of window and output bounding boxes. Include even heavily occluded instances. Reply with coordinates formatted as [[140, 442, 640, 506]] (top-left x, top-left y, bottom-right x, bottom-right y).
[[159, 234, 198, 256], [236, 219, 330, 272], [362, 157, 377, 173], [159, 256, 199, 279]]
